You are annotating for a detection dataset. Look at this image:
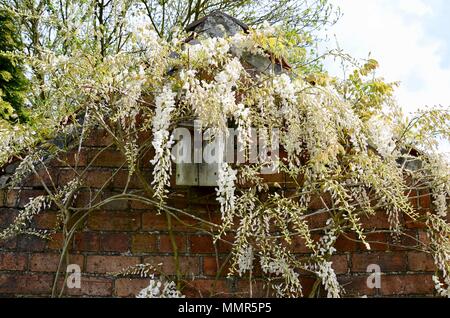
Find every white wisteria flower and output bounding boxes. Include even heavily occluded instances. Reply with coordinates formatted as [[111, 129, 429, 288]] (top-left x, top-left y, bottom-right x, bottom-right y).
[[150, 84, 177, 202], [136, 275, 185, 298], [367, 117, 397, 158], [216, 163, 237, 219]]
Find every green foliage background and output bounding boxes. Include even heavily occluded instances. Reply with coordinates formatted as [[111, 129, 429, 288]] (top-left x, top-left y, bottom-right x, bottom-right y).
[[0, 9, 28, 122]]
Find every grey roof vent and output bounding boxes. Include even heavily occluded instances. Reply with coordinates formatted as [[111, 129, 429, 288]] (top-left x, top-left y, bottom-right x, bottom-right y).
[[186, 11, 249, 38]]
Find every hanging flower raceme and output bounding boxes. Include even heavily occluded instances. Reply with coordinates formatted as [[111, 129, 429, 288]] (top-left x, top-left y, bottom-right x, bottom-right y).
[[184, 37, 230, 67], [0, 195, 50, 240], [150, 84, 177, 203], [216, 162, 237, 220], [136, 275, 185, 298], [306, 220, 343, 298]]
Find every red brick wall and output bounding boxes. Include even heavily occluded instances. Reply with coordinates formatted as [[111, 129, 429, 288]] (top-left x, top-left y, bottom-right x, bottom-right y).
[[0, 128, 441, 297]]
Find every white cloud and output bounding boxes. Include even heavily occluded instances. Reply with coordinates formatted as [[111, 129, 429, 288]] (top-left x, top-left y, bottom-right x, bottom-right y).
[[323, 0, 450, 155]]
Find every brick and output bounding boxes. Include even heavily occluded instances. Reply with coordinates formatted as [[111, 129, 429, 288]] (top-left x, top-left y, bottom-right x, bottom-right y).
[[131, 234, 157, 253], [0, 273, 53, 295], [140, 149, 155, 168], [87, 211, 140, 231], [17, 235, 46, 252], [86, 255, 140, 274], [112, 171, 142, 189], [68, 210, 86, 231], [137, 130, 152, 145], [407, 252, 436, 272], [65, 276, 113, 297], [304, 211, 329, 229], [101, 233, 130, 253], [85, 170, 113, 189], [53, 149, 87, 167], [58, 169, 81, 187], [418, 190, 431, 210], [130, 199, 153, 210], [0, 252, 27, 270], [360, 232, 389, 251], [203, 213, 223, 227], [217, 234, 233, 253], [389, 229, 418, 251], [331, 255, 348, 275], [83, 129, 114, 147], [0, 189, 5, 207], [308, 193, 332, 210], [299, 277, 317, 298], [60, 169, 112, 190], [101, 193, 129, 210], [47, 232, 64, 250], [404, 213, 426, 229], [360, 211, 391, 229], [234, 279, 273, 298], [64, 211, 85, 230], [287, 236, 317, 254], [189, 236, 217, 254], [407, 189, 419, 209], [351, 252, 407, 272], [190, 235, 230, 254], [0, 236, 16, 249], [25, 168, 59, 188], [167, 196, 191, 211], [380, 274, 434, 296], [30, 253, 83, 272], [114, 278, 149, 297], [142, 255, 199, 276], [203, 256, 231, 277], [88, 149, 127, 168], [33, 211, 59, 229], [74, 232, 100, 251], [260, 172, 285, 186], [183, 279, 231, 298], [0, 208, 18, 228], [284, 173, 304, 189], [335, 233, 358, 252], [73, 190, 101, 208], [418, 230, 430, 246], [159, 234, 186, 253], [5, 190, 18, 207], [142, 212, 197, 232], [338, 275, 377, 297], [203, 256, 219, 277]]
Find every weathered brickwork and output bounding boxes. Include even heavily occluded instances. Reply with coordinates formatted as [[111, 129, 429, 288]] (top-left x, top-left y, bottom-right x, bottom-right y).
[[0, 128, 443, 298]]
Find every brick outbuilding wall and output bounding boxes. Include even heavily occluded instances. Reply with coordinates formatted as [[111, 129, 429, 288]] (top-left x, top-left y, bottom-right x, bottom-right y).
[[0, 125, 443, 298]]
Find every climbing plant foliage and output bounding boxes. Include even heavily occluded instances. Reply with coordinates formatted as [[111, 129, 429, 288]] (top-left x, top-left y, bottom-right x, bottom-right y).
[[0, 6, 449, 298]]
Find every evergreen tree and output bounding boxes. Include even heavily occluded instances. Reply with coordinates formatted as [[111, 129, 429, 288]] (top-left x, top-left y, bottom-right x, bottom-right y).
[[0, 9, 28, 122]]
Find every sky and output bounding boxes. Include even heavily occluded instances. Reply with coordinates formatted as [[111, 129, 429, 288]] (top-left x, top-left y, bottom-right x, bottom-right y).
[[321, 0, 450, 156]]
